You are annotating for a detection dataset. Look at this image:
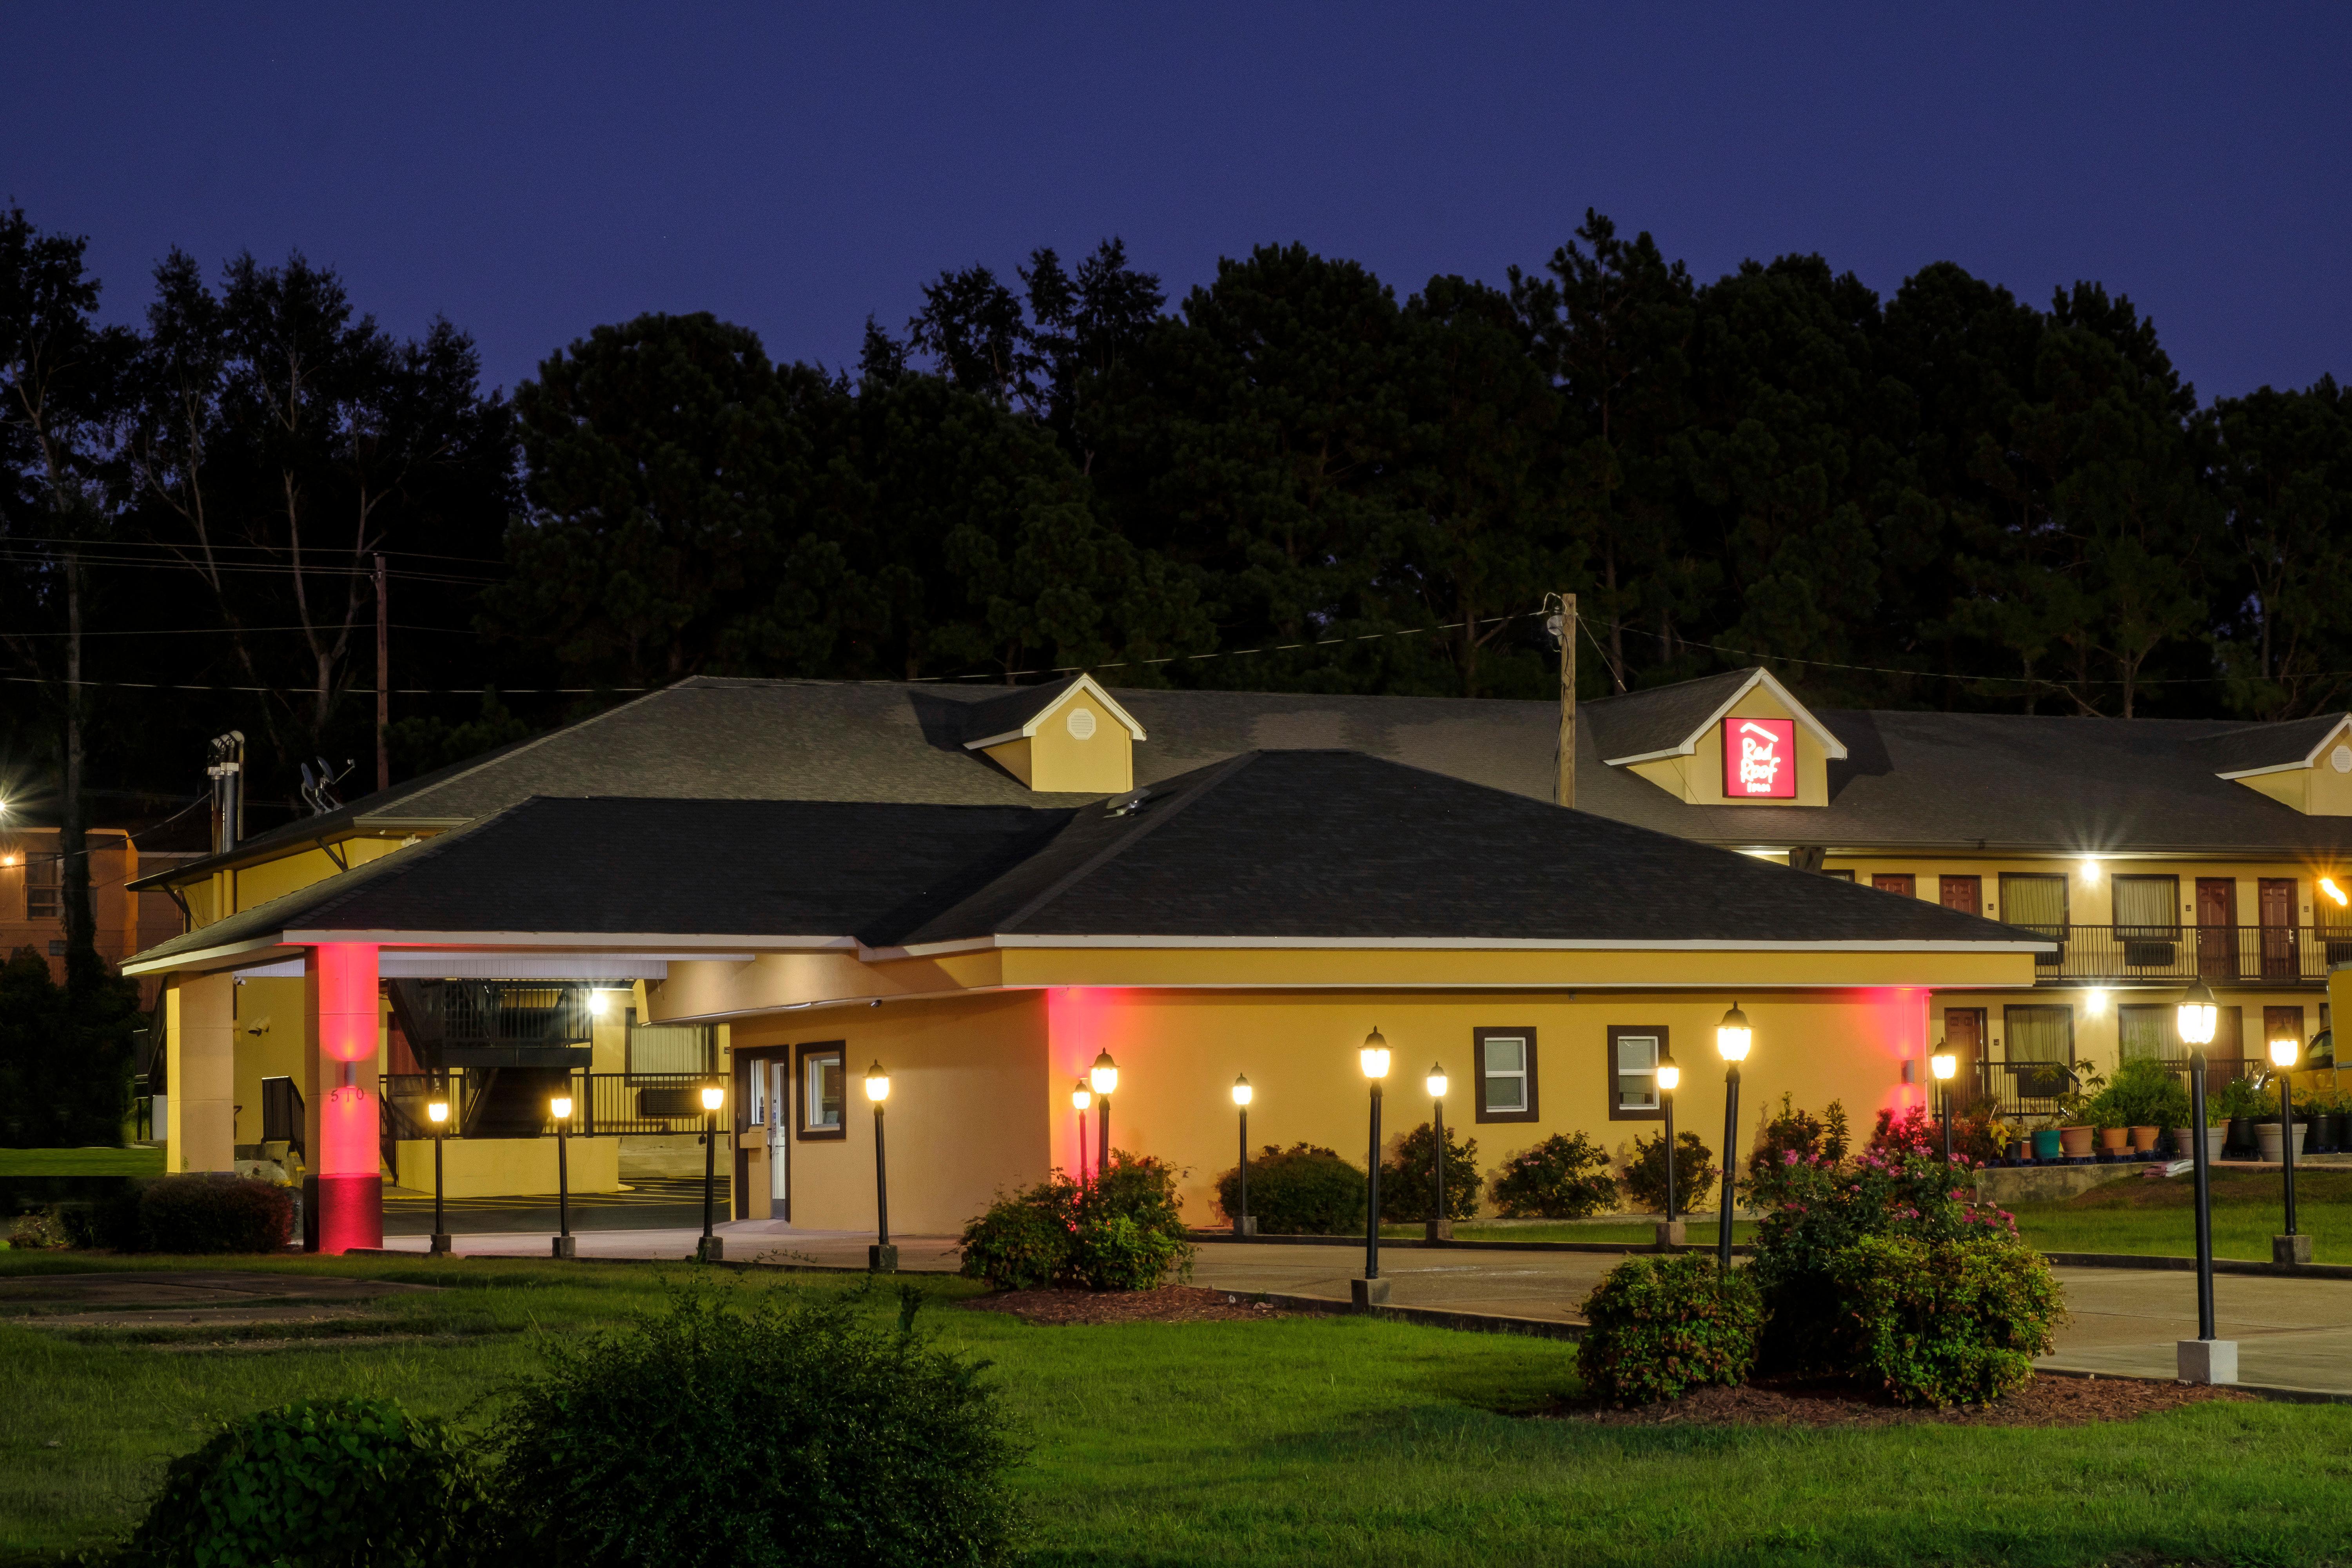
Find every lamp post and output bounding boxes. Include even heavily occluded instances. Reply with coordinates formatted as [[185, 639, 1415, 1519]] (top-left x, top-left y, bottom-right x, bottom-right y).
[[1931, 1046, 1958, 1165], [1716, 1004, 1751, 1277], [2176, 977, 2232, 1382], [2270, 1034, 2307, 1264], [549, 1091, 575, 1258], [426, 1093, 451, 1256], [1425, 1063, 1450, 1242], [698, 1081, 726, 1263], [1089, 1051, 1119, 1178], [1356, 1028, 1391, 1307], [1071, 1080, 1092, 1185], [1230, 1075, 1254, 1236], [866, 1062, 896, 1272], [1656, 1055, 1682, 1248]]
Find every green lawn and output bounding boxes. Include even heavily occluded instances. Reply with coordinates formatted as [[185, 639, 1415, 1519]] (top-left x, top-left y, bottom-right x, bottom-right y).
[[0, 1147, 163, 1178], [5, 1253, 2352, 1566]]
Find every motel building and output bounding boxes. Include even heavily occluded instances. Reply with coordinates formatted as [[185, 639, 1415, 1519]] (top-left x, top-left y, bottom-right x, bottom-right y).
[[119, 669, 2352, 1250]]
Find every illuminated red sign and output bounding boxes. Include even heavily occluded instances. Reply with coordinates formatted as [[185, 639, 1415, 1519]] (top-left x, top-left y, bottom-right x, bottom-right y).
[[1723, 718, 1796, 799]]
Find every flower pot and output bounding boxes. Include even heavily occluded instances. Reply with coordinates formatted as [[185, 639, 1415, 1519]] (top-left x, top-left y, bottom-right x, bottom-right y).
[[2059, 1126, 2095, 1159], [2206, 1126, 2229, 1164], [2169, 1127, 2196, 1160], [2098, 1127, 2130, 1155], [2227, 1116, 2252, 1157], [2318, 1112, 2342, 1154], [2129, 1125, 2161, 1154], [2032, 1128, 2064, 1161], [2257, 1123, 2284, 1163]]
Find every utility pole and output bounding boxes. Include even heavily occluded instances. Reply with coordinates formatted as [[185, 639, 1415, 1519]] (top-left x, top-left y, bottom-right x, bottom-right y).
[[373, 554, 390, 793], [1556, 592, 1576, 810]]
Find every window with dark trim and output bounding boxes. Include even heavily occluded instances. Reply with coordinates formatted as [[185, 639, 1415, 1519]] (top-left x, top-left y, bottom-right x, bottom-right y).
[[1473, 1027, 1537, 1123], [1821, 869, 1856, 882], [795, 1042, 846, 1139], [1607, 1025, 1669, 1120]]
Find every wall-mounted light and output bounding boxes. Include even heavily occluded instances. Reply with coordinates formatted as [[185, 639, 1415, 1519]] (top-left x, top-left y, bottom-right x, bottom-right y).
[[2323, 877, 2349, 908], [2080, 857, 2101, 883], [2085, 987, 2109, 1018], [588, 989, 613, 1018]]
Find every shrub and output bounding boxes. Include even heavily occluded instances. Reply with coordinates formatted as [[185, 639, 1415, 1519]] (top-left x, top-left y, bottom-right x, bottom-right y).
[[1213, 1142, 1365, 1235], [1576, 1252, 1763, 1407], [1826, 1231, 2065, 1406], [1489, 1132, 1619, 1219], [1742, 1094, 1847, 1204], [1868, 1104, 1941, 1157], [2213, 1074, 2267, 1120], [7, 1208, 70, 1249], [2083, 1056, 2193, 1130], [492, 1283, 1021, 1567], [1620, 1130, 1716, 1217], [1377, 1121, 1482, 1223], [138, 1172, 294, 1253], [123, 1397, 490, 1568], [959, 1153, 1193, 1291], [959, 1174, 1080, 1290]]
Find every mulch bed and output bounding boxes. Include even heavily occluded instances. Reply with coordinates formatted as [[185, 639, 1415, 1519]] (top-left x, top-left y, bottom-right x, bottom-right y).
[[962, 1286, 1287, 1326], [1544, 1373, 2255, 1428]]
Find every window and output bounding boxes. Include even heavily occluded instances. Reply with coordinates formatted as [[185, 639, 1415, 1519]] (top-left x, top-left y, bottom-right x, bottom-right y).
[[25, 855, 58, 920], [796, 1043, 846, 1139], [2118, 1004, 2176, 1062], [1871, 873, 1915, 898], [1939, 876, 1981, 916], [1998, 873, 2069, 935], [2112, 875, 2180, 936], [627, 1022, 714, 1076], [1473, 1027, 1537, 1123], [746, 1058, 769, 1126], [2002, 1003, 2074, 1098], [1821, 869, 1855, 882], [1608, 1025, 1668, 1120]]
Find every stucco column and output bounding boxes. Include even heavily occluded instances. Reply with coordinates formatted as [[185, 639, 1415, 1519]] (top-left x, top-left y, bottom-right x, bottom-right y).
[[166, 973, 236, 1172], [305, 944, 383, 1253]]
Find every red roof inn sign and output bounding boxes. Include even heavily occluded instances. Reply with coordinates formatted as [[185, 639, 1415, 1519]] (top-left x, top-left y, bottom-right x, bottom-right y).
[[1723, 718, 1796, 799]]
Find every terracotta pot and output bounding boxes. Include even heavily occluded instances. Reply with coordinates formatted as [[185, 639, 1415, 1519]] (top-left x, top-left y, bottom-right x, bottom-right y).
[[2059, 1125, 2095, 1158], [2098, 1127, 2131, 1153], [2129, 1125, 2161, 1153]]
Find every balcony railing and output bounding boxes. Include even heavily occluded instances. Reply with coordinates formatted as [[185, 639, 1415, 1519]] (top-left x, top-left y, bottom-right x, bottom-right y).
[[1968, 1055, 2265, 1122], [2024, 924, 2352, 986], [379, 1071, 719, 1143]]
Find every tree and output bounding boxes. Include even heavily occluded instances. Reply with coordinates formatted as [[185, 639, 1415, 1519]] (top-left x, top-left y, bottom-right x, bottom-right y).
[[2205, 378, 2352, 717]]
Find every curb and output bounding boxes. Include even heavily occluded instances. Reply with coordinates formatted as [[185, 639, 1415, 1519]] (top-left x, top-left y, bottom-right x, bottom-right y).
[[2041, 1252, 2352, 1281], [2034, 1364, 2352, 1406], [1238, 1289, 1586, 1341], [1189, 1231, 1755, 1257]]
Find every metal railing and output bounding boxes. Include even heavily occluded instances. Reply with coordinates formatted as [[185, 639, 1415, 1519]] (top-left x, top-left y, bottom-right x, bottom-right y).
[[1968, 1055, 2264, 1122], [2026, 924, 2350, 986], [378, 1071, 717, 1142], [386, 979, 594, 1069]]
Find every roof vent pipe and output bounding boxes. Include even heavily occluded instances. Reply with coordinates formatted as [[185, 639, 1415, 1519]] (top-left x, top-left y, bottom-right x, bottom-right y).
[[207, 731, 246, 854]]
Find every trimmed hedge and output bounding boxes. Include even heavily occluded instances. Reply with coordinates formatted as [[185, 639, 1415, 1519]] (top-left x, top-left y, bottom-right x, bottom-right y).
[[1488, 1132, 1617, 1219], [1213, 1142, 1365, 1235], [1576, 1253, 1762, 1407], [960, 1152, 1194, 1290], [138, 1173, 294, 1253], [1377, 1120, 1481, 1223], [1826, 1232, 2064, 1406], [1619, 1129, 1716, 1218]]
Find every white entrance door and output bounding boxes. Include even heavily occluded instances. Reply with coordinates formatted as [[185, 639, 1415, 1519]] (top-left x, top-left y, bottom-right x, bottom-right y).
[[768, 1060, 790, 1211]]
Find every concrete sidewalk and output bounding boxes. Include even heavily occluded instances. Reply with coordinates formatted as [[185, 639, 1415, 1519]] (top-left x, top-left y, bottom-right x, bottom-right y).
[[376, 1224, 2352, 1397]]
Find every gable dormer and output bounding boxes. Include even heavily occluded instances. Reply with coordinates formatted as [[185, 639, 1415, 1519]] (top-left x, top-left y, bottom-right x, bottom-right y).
[[2209, 713, 2352, 816], [1586, 668, 1846, 808], [961, 673, 1146, 793]]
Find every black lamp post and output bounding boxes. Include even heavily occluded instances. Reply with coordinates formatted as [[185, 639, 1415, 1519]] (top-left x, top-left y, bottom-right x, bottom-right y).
[[698, 1081, 726, 1263], [1716, 1004, 1751, 1277], [550, 1090, 575, 1259], [1089, 1051, 1119, 1177], [866, 1061, 896, 1272], [1657, 1054, 1682, 1248], [1931, 1046, 1957, 1165], [1071, 1080, 1092, 1185], [2270, 1033, 2307, 1263], [1425, 1062, 1450, 1241], [2175, 977, 2231, 1380], [1356, 1027, 1390, 1307], [1230, 1075, 1254, 1236], [426, 1091, 451, 1256]]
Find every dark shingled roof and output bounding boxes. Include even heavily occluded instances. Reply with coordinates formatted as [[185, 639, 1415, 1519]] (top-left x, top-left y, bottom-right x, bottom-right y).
[[952, 675, 1088, 744], [2187, 713, 2351, 777], [131, 753, 2052, 963], [1581, 669, 1760, 762]]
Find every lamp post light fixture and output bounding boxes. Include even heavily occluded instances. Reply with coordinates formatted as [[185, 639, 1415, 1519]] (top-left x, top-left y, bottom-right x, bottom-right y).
[[1715, 1004, 1751, 1277], [549, 1092, 575, 1258], [1230, 1075, 1254, 1236], [865, 1062, 896, 1273], [1425, 1063, 1451, 1242], [698, 1081, 726, 1263], [1356, 1028, 1392, 1307], [1071, 1080, 1092, 1185], [1931, 1047, 1958, 1166], [1089, 1051, 1119, 1178], [426, 1094, 452, 1255], [2175, 977, 2232, 1382], [1656, 1055, 1683, 1248], [2270, 1034, 2308, 1264]]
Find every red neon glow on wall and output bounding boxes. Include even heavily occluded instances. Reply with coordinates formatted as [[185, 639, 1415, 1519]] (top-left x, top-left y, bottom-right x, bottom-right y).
[[1722, 717, 1796, 798], [308, 944, 383, 1252]]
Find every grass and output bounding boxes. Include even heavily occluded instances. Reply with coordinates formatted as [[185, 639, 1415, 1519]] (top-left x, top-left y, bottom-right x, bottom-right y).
[[5, 1252, 2352, 1566], [2008, 1168, 2352, 1263], [0, 1148, 163, 1177]]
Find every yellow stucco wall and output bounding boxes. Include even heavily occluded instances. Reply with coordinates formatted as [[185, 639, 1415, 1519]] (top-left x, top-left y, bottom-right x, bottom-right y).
[[167, 973, 236, 1172], [395, 1135, 620, 1198], [979, 689, 1133, 793], [1822, 853, 2346, 929]]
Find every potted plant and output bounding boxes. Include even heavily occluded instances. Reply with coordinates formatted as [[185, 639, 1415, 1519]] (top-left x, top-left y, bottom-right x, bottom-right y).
[[2056, 1065, 2106, 1160], [2031, 1125, 2065, 1161]]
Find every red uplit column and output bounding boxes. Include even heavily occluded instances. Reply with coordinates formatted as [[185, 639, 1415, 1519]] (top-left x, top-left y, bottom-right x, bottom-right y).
[[307, 943, 383, 1253]]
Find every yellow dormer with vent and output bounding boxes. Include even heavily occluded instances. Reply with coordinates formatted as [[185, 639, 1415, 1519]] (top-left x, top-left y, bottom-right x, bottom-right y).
[[1611, 669, 1845, 808], [964, 674, 1146, 793], [2218, 717, 2352, 816]]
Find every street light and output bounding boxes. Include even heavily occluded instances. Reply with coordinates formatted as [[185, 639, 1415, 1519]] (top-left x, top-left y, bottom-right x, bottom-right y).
[[1716, 1004, 1751, 1277], [426, 1093, 451, 1256], [1071, 1080, 1093, 1185], [1657, 1055, 1682, 1247], [1931, 1047, 1958, 1165], [1089, 1051, 1119, 1178], [1425, 1062, 1450, 1242], [866, 1062, 896, 1273], [2271, 1034, 2304, 1259], [1357, 1027, 1391, 1306], [550, 1092, 575, 1258], [1230, 1075, 1254, 1236], [2175, 977, 2227, 1380], [699, 1081, 726, 1263]]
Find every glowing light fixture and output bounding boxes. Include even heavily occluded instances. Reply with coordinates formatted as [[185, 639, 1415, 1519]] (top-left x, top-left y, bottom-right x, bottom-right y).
[[588, 990, 611, 1018], [1359, 1026, 1391, 1080], [2085, 987, 2109, 1018], [1656, 1058, 1681, 1093], [1425, 1062, 1448, 1099], [1071, 1080, 1093, 1112], [2324, 877, 2349, 908], [2080, 857, 2101, 882], [1930, 1050, 1957, 1082], [1716, 1004, 1753, 1063], [2270, 1036, 2301, 1070], [1230, 1074, 1252, 1107], [1089, 1051, 1119, 1097], [426, 1098, 449, 1126], [550, 1094, 573, 1121], [864, 1061, 891, 1102], [2176, 977, 2219, 1048], [700, 1083, 725, 1113]]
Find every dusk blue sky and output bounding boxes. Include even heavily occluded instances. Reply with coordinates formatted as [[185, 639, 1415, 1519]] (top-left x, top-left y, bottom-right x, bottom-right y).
[[8, 4, 2347, 403]]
